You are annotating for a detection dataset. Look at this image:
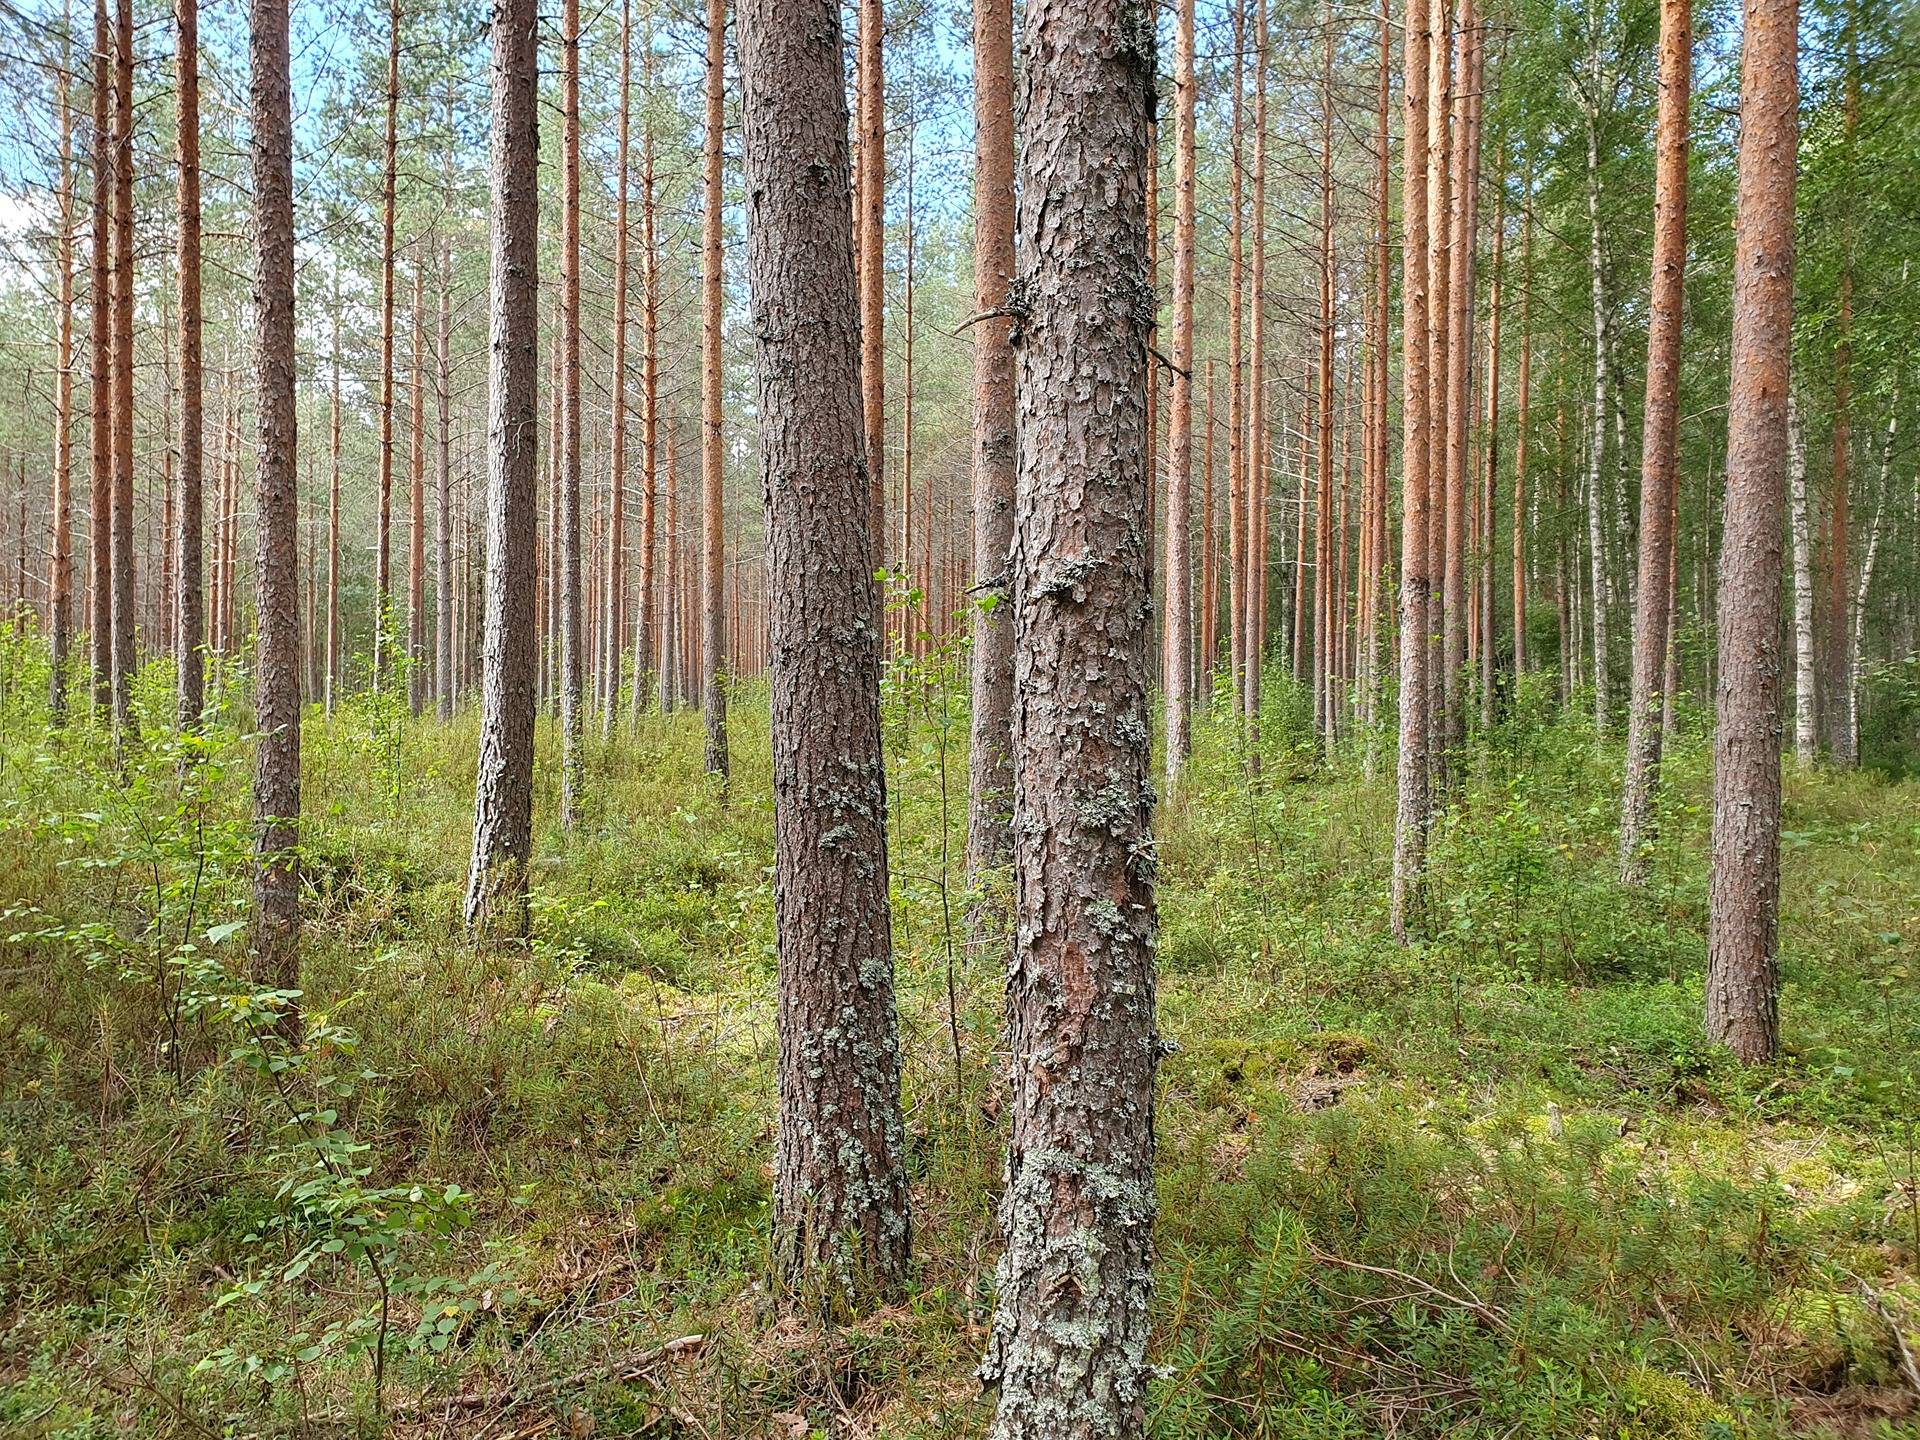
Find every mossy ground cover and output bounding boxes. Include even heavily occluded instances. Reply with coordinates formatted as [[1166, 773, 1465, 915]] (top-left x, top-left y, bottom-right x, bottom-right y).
[[4, 638, 1920, 1437]]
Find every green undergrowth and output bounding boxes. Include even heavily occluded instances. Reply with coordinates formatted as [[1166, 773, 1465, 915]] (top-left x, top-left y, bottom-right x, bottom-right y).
[[3, 631, 1920, 1437]]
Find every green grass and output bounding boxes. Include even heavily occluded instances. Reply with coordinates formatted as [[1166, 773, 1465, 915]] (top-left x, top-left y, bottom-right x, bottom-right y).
[[4, 631, 1920, 1438]]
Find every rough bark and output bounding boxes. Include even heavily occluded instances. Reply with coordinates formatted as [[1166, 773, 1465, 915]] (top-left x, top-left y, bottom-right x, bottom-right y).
[[979, 2, 1159, 1434], [465, 0, 540, 941], [737, 0, 910, 1313], [700, 0, 729, 780], [250, 0, 300, 998], [1392, 0, 1433, 942], [1619, 0, 1691, 880], [967, 0, 1017, 893], [1707, 0, 1795, 1065]]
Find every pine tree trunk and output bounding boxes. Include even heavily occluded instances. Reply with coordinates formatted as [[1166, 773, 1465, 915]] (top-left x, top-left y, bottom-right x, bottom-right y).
[[1513, 181, 1532, 677], [1441, 1, 1480, 763], [108, 0, 136, 744], [435, 244, 453, 722], [1619, 0, 1691, 880], [174, 0, 204, 731], [982, 4, 1158, 1431], [1227, 0, 1246, 718], [1393, 0, 1433, 941], [606, 0, 631, 736], [327, 299, 342, 716], [250, 0, 300, 1000], [632, 78, 658, 720], [1163, 0, 1196, 785], [88, 0, 110, 716], [559, 0, 586, 825], [1364, 0, 1391, 772], [700, 0, 729, 780], [1706, 0, 1795, 1065], [737, 0, 910, 1312], [1245, 0, 1268, 762], [967, 0, 1017, 895], [409, 267, 427, 716], [375, 0, 399, 686], [466, 0, 540, 940], [50, 27, 74, 726]]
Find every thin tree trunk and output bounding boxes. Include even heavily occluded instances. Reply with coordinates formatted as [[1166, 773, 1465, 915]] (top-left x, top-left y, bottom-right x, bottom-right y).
[[50, 19, 75, 726], [466, 0, 540, 940], [700, 0, 729, 779], [1513, 174, 1532, 676], [1227, 0, 1246, 718], [1789, 391, 1816, 763], [1163, 0, 1196, 785], [108, 0, 136, 744], [1442, 0, 1480, 763], [607, 0, 631, 735], [858, 0, 885, 561], [1393, 0, 1433, 941], [1827, 15, 1858, 764], [175, 0, 204, 731], [1619, 0, 1691, 879], [375, 0, 400, 685], [436, 244, 453, 721], [327, 297, 342, 715], [738, 0, 910, 1311], [967, 0, 1017, 891], [409, 266, 427, 716], [1364, 0, 1392, 771], [1481, 160, 1503, 731], [1707, 0, 1794, 1065], [88, 0, 110, 716], [559, 0, 585, 825], [632, 77, 658, 720], [1245, 0, 1268, 761], [250, 0, 300, 1001], [1315, 1, 1335, 747], [1584, 8, 1612, 732], [982, 0, 1157, 1429]]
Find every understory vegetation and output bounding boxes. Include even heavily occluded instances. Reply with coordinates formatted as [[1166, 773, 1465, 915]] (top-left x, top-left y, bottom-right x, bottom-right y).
[[5, 633, 1920, 1438]]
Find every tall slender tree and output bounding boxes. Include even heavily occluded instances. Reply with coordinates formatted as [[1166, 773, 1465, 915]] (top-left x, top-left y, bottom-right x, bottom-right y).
[[700, 0, 729, 780], [175, 0, 204, 731], [249, 0, 300, 1000], [108, 0, 135, 743], [49, 15, 75, 726], [87, 0, 109, 715], [980, 0, 1158, 1431], [559, 0, 585, 825], [466, 0, 540, 939], [606, 0, 631, 737], [1393, 0, 1433, 941], [1164, 0, 1197, 784], [1707, 0, 1796, 1064], [966, 0, 1017, 896], [374, 0, 400, 684], [1619, 0, 1691, 879]]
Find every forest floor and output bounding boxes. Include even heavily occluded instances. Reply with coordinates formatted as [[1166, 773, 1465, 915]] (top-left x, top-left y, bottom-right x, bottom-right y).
[[5, 646, 1920, 1438]]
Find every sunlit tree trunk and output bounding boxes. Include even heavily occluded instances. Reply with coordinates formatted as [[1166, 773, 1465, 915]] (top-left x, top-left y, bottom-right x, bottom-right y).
[[606, 0, 631, 736], [408, 267, 427, 716], [1583, 6, 1612, 732], [1513, 177, 1532, 678], [435, 243, 453, 722], [1788, 392, 1816, 764], [1707, 0, 1795, 1065]]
